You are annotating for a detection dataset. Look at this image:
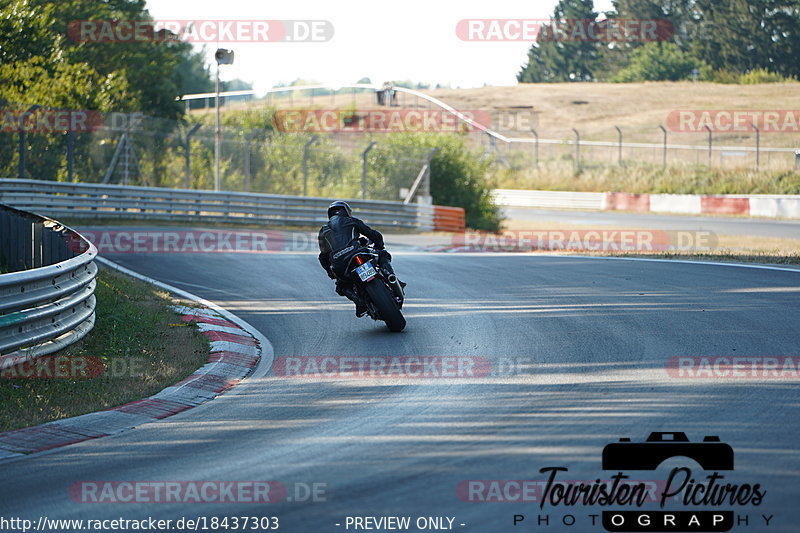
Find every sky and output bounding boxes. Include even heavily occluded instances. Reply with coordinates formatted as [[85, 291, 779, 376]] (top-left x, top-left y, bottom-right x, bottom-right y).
[[144, 0, 614, 94]]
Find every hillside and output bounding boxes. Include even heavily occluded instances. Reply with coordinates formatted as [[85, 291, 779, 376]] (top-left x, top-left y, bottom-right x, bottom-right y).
[[424, 82, 800, 148]]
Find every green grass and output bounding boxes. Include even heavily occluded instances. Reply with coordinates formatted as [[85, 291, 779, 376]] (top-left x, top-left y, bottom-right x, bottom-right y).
[[493, 160, 800, 195], [0, 268, 210, 432]]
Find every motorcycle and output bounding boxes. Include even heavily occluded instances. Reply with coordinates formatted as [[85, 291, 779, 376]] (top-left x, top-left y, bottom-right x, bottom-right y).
[[343, 238, 405, 332]]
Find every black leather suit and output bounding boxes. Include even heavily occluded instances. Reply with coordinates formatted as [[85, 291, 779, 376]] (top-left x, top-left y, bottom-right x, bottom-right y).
[[318, 214, 394, 298]]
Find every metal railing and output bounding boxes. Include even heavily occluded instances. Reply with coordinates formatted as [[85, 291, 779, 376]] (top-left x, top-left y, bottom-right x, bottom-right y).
[[0, 179, 434, 231], [0, 204, 97, 366]]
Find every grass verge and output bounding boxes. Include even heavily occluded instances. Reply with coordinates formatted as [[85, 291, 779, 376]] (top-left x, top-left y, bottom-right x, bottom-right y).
[[493, 161, 800, 195], [0, 268, 210, 433]]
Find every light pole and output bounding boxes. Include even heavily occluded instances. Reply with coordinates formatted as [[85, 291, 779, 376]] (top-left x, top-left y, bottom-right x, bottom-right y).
[[214, 48, 234, 191]]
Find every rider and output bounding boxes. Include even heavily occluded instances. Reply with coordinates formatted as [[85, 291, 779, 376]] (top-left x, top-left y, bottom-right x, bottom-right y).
[[318, 200, 403, 317]]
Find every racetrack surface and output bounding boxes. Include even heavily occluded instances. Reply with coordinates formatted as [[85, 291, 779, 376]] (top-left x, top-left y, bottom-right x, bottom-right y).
[[3, 250, 799, 532], [503, 207, 800, 240]]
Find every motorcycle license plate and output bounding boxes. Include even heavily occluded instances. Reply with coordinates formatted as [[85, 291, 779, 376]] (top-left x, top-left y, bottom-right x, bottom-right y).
[[355, 262, 377, 281]]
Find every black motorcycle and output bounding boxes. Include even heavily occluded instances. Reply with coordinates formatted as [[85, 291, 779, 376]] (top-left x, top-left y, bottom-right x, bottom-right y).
[[343, 238, 405, 332]]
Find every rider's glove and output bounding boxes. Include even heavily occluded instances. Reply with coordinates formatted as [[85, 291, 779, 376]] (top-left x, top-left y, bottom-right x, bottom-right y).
[[327, 268, 336, 279]]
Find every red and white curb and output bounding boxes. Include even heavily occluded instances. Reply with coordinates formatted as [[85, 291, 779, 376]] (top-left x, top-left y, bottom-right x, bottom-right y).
[[493, 189, 800, 218], [0, 257, 273, 461], [602, 192, 800, 217]]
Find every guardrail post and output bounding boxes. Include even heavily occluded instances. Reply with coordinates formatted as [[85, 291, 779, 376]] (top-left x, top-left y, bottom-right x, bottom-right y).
[[184, 123, 202, 189], [302, 135, 319, 196], [658, 125, 667, 168], [362, 141, 377, 200], [614, 125, 622, 166], [571, 128, 580, 173], [530, 128, 539, 168]]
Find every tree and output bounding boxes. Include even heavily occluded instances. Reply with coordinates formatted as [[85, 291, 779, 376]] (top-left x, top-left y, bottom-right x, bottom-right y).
[[610, 41, 710, 81], [518, 0, 600, 82], [690, 0, 800, 78], [177, 47, 214, 96], [0, 0, 214, 118]]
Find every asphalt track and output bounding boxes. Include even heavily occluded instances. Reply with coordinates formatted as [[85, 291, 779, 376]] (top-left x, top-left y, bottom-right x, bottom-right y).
[[3, 244, 800, 532]]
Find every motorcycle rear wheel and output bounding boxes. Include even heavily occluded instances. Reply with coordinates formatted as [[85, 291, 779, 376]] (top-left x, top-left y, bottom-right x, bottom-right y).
[[365, 281, 406, 332]]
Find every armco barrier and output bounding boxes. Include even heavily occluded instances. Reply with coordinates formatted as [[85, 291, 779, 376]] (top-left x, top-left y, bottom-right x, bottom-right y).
[[0, 204, 97, 367], [0, 179, 442, 231], [433, 206, 466, 232]]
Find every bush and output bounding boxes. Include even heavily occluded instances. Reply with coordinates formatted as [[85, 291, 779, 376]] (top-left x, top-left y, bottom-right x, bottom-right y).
[[611, 42, 711, 82], [377, 133, 502, 231], [739, 68, 797, 84]]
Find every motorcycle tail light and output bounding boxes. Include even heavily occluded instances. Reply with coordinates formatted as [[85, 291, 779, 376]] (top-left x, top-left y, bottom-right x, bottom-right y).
[[354, 255, 365, 265]]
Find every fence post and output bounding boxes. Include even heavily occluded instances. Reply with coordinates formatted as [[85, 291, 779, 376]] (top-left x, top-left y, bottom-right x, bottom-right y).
[[244, 129, 257, 192], [614, 125, 622, 165], [753, 124, 760, 171], [658, 125, 667, 168], [302, 135, 319, 196], [704, 125, 712, 167], [530, 128, 539, 168], [421, 147, 437, 199], [404, 147, 438, 204], [66, 131, 75, 182], [184, 123, 202, 189], [572, 128, 580, 173], [362, 141, 377, 200], [18, 105, 40, 179]]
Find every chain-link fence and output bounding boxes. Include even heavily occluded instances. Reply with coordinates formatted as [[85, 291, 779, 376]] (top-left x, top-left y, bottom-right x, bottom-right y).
[[0, 104, 437, 202], [473, 129, 799, 173]]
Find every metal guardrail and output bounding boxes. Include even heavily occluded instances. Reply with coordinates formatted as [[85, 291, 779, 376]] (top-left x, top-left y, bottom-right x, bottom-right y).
[[0, 204, 98, 367], [0, 179, 432, 231]]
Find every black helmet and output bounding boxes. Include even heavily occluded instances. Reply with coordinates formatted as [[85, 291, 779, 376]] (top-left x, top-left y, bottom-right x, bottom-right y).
[[327, 200, 352, 218]]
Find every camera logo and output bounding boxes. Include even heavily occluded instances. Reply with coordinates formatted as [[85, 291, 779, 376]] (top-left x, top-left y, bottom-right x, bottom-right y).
[[509, 431, 769, 532], [602, 432, 734, 472]]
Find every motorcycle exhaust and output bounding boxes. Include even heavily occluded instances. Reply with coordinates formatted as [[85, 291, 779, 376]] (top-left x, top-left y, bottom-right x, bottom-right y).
[[386, 273, 404, 301]]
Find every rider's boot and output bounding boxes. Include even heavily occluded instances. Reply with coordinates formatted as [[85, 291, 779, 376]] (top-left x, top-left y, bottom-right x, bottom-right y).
[[378, 249, 406, 289], [339, 286, 367, 317]]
